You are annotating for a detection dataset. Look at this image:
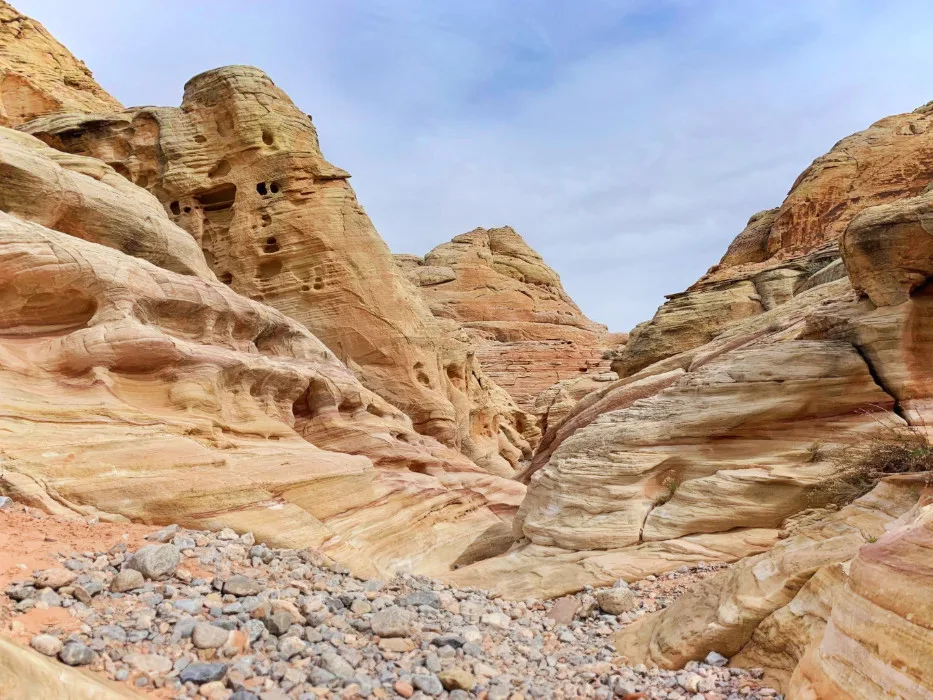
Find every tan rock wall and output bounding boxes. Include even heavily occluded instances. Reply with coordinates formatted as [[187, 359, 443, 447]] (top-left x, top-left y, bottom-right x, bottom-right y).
[[0, 126, 523, 579], [398, 227, 620, 420], [24, 67, 535, 475], [0, 1, 122, 126]]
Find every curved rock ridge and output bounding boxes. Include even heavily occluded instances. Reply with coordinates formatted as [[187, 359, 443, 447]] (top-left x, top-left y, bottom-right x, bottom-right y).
[[454, 94, 933, 607], [0, 0, 122, 126], [789, 484, 933, 699], [613, 100, 933, 379], [397, 226, 624, 427], [614, 475, 931, 696], [22, 66, 536, 476], [0, 125, 524, 578]]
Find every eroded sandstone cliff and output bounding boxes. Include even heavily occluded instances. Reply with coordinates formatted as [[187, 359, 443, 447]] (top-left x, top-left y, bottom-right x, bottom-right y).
[[0, 123, 529, 578], [446, 100, 933, 698], [21, 67, 538, 476], [397, 226, 625, 432], [0, 1, 122, 126]]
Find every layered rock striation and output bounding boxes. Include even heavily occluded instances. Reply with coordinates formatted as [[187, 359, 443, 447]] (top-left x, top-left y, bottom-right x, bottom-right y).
[[0, 1, 122, 126], [23, 67, 537, 476], [453, 98, 933, 622], [614, 102, 933, 379], [397, 226, 624, 430], [0, 125, 524, 578]]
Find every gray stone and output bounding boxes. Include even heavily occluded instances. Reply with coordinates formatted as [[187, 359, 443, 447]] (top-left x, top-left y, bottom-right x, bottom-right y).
[[30, 634, 62, 657], [398, 591, 441, 608], [278, 635, 305, 659], [96, 625, 128, 642], [6, 584, 35, 601], [0, 496, 13, 511], [231, 692, 260, 700], [370, 606, 411, 637], [309, 667, 336, 686], [126, 544, 180, 580], [321, 652, 355, 680], [36, 588, 61, 607], [224, 574, 263, 597], [705, 651, 729, 667], [145, 524, 179, 543], [172, 598, 202, 614], [192, 622, 229, 649], [412, 673, 444, 696], [179, 662, 228, 684], [431, 634, 466, 649], [264, 611, 294, 636], [59, 642, 97, 666], [111, 569, 145, 593], [245, 619, 266, 643]]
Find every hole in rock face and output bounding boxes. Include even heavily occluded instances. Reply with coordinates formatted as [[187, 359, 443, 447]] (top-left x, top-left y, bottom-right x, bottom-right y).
[[208, 159, 231, 178], [416, 371, 431, 387], [194, 134, 207, 143], [256, 182, 267, 196], [300, 285, 311, 292], [257, 259, 283, 279], [135, 173, 149, 188], [195, 183, 237, 212], [169, 201, 181, 216], [264, 237, 280, 253], [262, 129, 274, 145], [219, 271, 233, 285], [261, 214, 272, 227], [270, 182, 280, 194], [110, 162, 131, 181], [184, 206, 191, 213]]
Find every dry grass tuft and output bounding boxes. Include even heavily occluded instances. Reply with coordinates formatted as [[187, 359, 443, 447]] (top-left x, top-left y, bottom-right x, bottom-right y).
[[814, 416, 933, 506]]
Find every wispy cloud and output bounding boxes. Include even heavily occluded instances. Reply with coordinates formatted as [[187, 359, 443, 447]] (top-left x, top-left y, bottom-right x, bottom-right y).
[[18, 0, 933, 330]]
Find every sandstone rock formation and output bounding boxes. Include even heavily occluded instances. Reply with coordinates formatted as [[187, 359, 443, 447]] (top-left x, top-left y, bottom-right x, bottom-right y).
[[0, 1, 122, 126], [789, 488, 933, 699], [453, 98, 933, 626], [469, 100, 933, 696], [0, 125, 524, 579], [397, 226, 624, 429], [22, 68, 536, 476], [613, 101, 933, 379], [615, 474, 931, 696]]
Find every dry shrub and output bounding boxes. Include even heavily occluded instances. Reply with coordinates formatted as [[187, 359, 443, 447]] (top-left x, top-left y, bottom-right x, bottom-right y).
[[815, 416, 933, 506]]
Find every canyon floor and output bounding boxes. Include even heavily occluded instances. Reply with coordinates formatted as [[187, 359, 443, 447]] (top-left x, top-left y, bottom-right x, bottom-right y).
[[0, 500, 781, 699]]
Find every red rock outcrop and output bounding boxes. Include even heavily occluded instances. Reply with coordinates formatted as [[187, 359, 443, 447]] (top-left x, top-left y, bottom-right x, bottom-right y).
[[23, 68, 536, 476], [0, 1, 122, 126], [397, 226, 623, 428]]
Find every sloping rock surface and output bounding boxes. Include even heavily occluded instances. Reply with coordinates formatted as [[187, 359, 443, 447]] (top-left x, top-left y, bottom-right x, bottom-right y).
[[398, 227, 623, 425], [23, 67, 536, 476], [0, 0, 122, 126], [0, 125, 523, 579]]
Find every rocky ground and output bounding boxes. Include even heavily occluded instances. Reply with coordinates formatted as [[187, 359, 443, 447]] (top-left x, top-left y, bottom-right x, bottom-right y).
[[0, 499, 782, 699]]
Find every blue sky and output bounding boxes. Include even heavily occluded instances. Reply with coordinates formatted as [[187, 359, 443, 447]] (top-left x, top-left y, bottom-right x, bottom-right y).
[[17, 1, 933, 331]]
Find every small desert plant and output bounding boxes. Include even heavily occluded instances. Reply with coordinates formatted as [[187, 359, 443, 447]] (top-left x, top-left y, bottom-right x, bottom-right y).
[[656, 474, 682, 505], [814, 415, 933, 507], [805, 441, 826, 463], [866, 535, 878, 544]]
